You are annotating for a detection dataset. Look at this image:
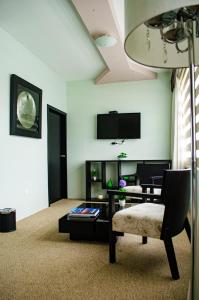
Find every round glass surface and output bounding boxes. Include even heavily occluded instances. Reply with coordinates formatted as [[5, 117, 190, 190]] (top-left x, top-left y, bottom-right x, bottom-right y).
[[17, 91, 36, 129]]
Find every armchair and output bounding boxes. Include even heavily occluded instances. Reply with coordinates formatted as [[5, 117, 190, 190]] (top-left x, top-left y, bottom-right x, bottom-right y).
[[122, 163, 170, 201], [108, 169, 191, 280]]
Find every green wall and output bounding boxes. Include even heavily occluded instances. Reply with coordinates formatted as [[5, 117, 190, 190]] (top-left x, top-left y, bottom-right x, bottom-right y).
[[67, 73, 172, 199]]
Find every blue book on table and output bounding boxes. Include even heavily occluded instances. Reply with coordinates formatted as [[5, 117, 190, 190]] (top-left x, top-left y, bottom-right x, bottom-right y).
[[69, 207, 100, 218]]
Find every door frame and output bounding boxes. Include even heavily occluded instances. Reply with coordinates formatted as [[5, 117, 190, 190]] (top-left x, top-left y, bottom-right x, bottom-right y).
[[47, 104, 67, 206]]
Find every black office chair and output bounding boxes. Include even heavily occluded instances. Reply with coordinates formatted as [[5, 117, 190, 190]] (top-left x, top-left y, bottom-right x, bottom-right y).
[[108, 169, 191, 280]]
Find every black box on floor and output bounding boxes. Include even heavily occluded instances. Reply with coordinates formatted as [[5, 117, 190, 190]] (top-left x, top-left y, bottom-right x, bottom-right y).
[[0, 208, 16, 232]]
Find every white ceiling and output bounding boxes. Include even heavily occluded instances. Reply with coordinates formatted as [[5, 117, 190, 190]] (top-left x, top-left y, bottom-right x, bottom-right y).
[[72, 0, 156, 83], [0, 0, 106, 81]]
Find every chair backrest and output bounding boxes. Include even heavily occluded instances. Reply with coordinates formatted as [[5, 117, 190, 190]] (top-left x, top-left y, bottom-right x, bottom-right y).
[[137, 163, 171, 184], [161, 169, 190, 239]]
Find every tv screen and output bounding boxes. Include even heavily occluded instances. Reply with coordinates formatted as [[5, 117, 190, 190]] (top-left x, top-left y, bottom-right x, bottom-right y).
[[97, 113, 141, 139]]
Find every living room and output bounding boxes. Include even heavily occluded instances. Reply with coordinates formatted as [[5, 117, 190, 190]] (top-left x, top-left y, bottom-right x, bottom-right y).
[[0, 1, 198, 299]]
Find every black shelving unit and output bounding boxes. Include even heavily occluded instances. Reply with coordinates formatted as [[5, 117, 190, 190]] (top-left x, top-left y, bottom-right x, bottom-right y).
[[86, 160, 120, 201], [85, 159, 172, 201]]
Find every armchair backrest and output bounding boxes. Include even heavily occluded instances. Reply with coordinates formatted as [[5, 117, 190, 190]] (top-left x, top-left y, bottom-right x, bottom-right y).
[[137, 163, 171, 184], [161, 169, 190, 239]]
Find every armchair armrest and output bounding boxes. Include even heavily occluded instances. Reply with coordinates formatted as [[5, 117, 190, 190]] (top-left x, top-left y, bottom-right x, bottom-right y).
[[107, 189, 161, 199], [107, 190, 162, 220], [141, 183, 162, 190], [140, 183, 163, 204]]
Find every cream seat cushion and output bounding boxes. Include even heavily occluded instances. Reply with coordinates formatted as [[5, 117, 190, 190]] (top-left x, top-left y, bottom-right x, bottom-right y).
[[112, 203, 165, 239], [125, 185, 161, 195]]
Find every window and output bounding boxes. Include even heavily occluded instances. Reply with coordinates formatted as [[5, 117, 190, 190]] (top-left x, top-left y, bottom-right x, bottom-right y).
[[176, 67, 199, 167]]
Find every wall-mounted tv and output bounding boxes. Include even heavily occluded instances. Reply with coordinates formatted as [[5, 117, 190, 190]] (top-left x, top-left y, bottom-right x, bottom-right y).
[[97, 113, 141, 139]]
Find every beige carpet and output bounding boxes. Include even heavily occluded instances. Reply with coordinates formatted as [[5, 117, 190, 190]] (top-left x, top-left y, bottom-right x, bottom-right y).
[[0, 199, 191, 300]]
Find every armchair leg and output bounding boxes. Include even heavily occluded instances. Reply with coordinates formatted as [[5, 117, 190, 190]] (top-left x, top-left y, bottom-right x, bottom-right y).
[[164, 236, 179, 280], [109, 231, 116, 263], [142, 236, 147, 244], [184, 217, 191, 242]]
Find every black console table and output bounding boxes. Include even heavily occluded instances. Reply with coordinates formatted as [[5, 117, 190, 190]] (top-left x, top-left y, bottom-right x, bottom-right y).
[[85, 159, 171, 201]]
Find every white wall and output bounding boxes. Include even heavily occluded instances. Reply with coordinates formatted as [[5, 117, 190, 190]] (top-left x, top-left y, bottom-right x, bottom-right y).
[[0, 28, 67, 220], [0, 27, 172, 217], [67, 73, 172, 199]]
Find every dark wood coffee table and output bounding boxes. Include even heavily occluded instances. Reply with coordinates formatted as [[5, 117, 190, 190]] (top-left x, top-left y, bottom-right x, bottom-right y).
[[59, 202, 125, 242]]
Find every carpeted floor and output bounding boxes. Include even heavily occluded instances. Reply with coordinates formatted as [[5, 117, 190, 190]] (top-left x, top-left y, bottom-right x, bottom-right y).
[[0, 199, 191, 300]]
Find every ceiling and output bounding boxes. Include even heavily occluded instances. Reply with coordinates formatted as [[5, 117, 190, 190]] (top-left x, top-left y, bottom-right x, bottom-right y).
[[0, 0, 157, 83], [72, 0, 156, 84], [0, 0, 105, 81]]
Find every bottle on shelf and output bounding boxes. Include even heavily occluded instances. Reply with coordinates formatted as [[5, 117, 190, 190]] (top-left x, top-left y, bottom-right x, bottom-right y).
[[107, 178, 113, 188]]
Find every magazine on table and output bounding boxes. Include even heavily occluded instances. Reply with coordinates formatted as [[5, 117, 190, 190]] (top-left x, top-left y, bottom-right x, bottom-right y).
[[68, 207, 100, 218]]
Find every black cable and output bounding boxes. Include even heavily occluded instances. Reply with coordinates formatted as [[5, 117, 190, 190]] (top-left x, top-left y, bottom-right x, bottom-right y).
[[111, 140, 125, 145]]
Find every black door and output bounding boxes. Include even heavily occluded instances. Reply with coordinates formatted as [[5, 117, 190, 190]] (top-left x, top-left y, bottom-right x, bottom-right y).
[[47, 105, 67, 205]]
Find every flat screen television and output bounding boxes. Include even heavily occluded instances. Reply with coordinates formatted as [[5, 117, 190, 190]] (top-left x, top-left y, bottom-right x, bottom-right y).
[[97, 113, 141, 139]]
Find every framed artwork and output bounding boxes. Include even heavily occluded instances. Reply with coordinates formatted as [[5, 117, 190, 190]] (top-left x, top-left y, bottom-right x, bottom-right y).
[[10, 74, 42, 138]]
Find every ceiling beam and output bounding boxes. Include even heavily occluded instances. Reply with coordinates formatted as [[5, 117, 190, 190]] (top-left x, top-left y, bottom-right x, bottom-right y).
[[72, 0, 157, 84]]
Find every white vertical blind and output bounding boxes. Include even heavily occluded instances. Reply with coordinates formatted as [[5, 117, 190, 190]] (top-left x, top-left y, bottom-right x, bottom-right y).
[[177, 67, 199, 167]]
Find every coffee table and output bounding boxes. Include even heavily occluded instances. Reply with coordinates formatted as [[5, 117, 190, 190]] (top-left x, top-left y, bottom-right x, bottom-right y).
[[59, 202, 126, 242]]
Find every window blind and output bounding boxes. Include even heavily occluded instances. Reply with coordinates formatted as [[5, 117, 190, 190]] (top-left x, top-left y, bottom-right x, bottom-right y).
[[195, 67, 199, 166], [177, 67, 199, 167]]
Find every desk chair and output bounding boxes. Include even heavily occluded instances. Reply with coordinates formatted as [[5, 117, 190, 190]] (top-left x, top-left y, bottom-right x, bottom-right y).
[[108, 169, 191, 280]]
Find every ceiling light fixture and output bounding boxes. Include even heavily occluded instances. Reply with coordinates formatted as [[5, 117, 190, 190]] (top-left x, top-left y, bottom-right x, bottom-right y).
[[94, 35, 117, 47]]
